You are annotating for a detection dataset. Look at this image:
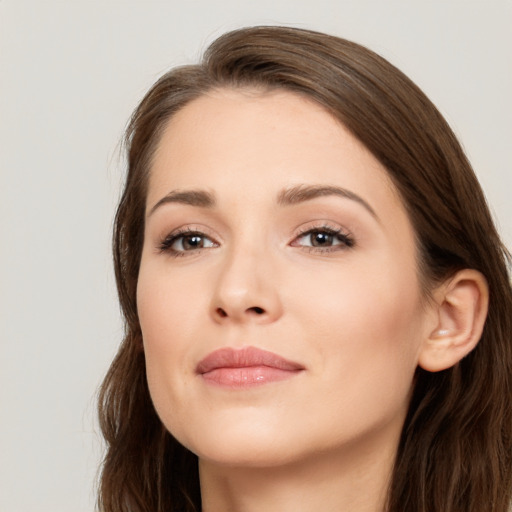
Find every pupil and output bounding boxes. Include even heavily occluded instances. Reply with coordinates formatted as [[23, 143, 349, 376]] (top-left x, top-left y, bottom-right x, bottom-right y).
[[312, 232, 332, 246], [184, 235, 203, 249]]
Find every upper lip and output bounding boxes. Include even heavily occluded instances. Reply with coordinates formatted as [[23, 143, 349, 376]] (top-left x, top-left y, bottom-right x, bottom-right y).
[[196, 346, 304, 374]]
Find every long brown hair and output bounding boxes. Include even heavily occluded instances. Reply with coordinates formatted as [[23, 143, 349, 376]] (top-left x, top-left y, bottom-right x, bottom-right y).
[[97, 26, 512, 512]]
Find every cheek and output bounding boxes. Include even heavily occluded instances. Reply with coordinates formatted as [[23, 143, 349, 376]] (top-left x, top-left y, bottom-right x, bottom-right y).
[[291, 253, 424, 396], [137, 261, 208, 349], [292, 247, 422, 329], [136, 263, 208, 423]]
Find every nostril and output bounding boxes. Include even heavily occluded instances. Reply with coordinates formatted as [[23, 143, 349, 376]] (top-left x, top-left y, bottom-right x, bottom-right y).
[[216, 307, 228, 318], [249, 307, 265, 315]]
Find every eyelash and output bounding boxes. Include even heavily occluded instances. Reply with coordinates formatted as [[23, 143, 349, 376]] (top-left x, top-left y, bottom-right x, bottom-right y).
[[158, 224, 354, 257], [292, 225, 354, 253], [158, 227, 218, 257]]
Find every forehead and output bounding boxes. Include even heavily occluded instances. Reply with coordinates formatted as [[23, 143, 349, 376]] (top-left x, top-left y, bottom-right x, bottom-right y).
[[148, 88, 404, 218]]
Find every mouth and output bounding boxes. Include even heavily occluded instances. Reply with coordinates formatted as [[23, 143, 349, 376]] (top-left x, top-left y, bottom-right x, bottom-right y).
[[196, 346, 305, 388]]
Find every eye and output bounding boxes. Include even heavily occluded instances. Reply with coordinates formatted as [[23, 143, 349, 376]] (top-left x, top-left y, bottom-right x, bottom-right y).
[[159, 229, 218, 255], [292, 227, 354, 252]]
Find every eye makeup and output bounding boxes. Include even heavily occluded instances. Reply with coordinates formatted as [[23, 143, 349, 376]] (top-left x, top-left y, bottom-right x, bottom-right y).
[[292, 224, 354, 253], [156, 219, 355, 259]]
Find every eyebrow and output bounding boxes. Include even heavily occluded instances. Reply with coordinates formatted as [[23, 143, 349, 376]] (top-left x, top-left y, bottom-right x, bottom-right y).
[[148, 184, 378, 220], [276, 184, 378, 219], [148, 189, 216, 217]]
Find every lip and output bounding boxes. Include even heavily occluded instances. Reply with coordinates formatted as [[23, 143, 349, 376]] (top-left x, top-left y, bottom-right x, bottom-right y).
[[196, 346, 305, 388]]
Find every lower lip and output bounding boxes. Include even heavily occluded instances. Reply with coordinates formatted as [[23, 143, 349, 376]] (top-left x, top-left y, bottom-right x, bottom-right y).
[[200, 365, 302, 388]]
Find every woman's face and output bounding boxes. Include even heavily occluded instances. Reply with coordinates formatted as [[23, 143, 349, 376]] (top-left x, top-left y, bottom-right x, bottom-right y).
[[137, 89, 434, 468]]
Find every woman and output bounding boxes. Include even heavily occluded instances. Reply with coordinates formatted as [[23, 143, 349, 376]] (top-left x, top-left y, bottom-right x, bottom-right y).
[[97, 26, 512, 512]]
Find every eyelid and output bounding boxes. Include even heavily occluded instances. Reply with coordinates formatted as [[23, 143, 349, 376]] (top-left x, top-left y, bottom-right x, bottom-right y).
[[292, 220, 351, 239], [155, 221, 354, 257], [290, 221, 355, 251], [157, 225, 220, 255]]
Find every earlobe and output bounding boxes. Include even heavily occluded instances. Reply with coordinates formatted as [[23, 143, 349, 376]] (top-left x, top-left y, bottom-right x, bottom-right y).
[[418, 269, 489, 372]]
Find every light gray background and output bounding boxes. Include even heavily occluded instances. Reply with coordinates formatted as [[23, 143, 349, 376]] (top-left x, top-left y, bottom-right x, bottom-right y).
[[1, 1, 510, 511]]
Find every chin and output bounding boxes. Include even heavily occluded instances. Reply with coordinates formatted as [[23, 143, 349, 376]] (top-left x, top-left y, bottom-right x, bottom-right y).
[[197, 446, 293, 469], [175, 419, 305, 469]]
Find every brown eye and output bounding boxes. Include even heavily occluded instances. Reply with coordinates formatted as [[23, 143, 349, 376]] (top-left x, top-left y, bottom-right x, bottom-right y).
[[160, 231, 217, 254], [295, 228, 353, 249], [182, 234, 206, 250], [310, 231, 334, 247]]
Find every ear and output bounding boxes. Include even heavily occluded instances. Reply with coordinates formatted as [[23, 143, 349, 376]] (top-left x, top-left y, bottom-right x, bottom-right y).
[[418, 269, 489, 372]]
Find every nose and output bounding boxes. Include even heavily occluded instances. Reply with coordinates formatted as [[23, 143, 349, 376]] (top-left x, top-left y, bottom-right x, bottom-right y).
[[210, 245, 283, 325]]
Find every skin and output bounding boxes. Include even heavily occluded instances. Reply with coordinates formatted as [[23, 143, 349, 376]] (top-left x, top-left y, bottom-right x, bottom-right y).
[[137, 89, 441, 512]]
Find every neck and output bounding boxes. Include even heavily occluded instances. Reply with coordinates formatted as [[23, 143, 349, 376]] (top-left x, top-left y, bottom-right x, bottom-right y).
[[198, 433, 397, 512]]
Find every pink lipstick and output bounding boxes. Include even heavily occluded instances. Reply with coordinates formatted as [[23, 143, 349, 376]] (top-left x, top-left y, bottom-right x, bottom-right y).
[[196, 346, 304, 388]]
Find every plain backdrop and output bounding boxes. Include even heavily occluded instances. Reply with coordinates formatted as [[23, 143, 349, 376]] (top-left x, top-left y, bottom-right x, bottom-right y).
[[1, 1, 510, 510]]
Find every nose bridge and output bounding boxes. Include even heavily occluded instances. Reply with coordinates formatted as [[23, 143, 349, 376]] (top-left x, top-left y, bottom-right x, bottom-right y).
[[211, 232, 282, 323]]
